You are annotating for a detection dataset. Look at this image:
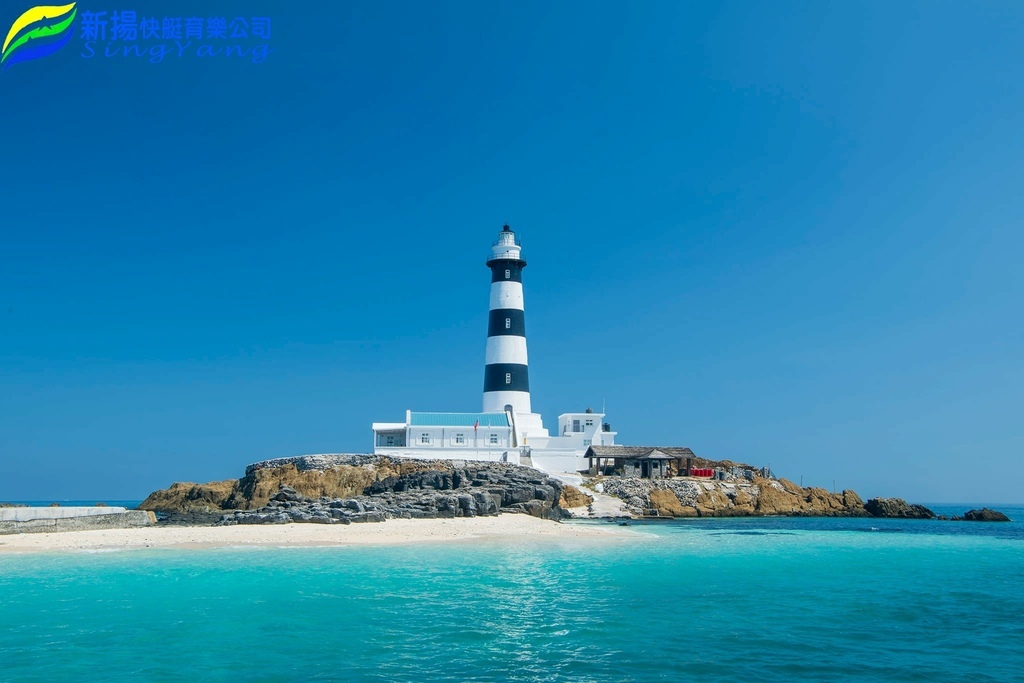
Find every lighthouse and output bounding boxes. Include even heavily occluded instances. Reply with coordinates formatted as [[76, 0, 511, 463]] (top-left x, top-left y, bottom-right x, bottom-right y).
[[483, 224, 531, 415], [370, 221, 618, 472]]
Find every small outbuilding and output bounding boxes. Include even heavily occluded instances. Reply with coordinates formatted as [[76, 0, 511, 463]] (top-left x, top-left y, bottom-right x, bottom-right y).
[[584, 446, 696, 479]]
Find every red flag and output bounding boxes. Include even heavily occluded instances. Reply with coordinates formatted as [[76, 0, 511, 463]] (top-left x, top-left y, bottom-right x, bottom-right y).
[[474, 420, 479, 432]]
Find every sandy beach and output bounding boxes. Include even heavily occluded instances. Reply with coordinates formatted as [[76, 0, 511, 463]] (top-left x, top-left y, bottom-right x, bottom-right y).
[[0, 515, 635, 553]]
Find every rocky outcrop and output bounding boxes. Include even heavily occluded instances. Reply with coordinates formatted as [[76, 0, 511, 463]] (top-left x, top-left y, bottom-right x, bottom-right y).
[[141, 456, 571, 525], [598, 476, 870, 518], [649, 489, 697, 517], [864, 498, 935, 519], [559, 485, 593, 509], [961, 508, 1011, 522], [138, 480, 236, 513], [141, 456, 429, 513]]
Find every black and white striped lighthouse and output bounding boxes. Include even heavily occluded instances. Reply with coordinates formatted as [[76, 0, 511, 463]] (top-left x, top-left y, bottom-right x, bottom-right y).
[[483, 224, 531, 414]]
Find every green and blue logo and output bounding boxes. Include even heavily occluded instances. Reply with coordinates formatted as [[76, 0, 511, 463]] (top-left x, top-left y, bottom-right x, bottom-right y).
[[2, 3, 78, 70]]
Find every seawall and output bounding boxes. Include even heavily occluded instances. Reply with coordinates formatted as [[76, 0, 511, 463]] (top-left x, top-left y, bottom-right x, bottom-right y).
[[0, 509, 156, 535]]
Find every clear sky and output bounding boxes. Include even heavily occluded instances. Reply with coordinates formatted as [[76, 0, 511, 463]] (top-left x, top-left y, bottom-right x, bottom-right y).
[[1, 1, 1021, 504]]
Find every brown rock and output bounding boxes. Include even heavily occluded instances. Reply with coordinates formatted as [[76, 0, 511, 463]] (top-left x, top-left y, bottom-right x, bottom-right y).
[[138, 480, 236, 513], [559, 485, 594, 509], [140, 462, 399, 513], [779, 478, 805, 496], [753, 477, 803, 515], [227, 463, 378, 510], [695, 488, 732, 517], [649, 488, 688, 517]]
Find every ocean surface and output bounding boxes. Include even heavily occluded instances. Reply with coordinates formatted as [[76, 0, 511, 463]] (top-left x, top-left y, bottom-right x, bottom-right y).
[[1, 505, 1022, 682]]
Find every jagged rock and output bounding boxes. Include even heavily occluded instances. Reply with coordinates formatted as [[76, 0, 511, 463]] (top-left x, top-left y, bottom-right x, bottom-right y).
[[141, 457, 573, 526], [649, 489, 685, 517], [559, 485, 593, 508], [752, 477, 804, 515], [648, 489, 697, 517], [349, 512, 386, 523], [272, 486, 305, 503], [599, 474, 869, 518], [864, 498, 935, 519], [458, 494, 477, 517], [521, 500, 545, 517], [961, 508, 1010, 522], [154, 511, 225, 526], [695, 488, 734, 517], [138, 480, 236, 513]]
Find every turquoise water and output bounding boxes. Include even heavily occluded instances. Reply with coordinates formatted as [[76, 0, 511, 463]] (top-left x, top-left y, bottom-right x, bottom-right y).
[[2, 508, 1022, 682]]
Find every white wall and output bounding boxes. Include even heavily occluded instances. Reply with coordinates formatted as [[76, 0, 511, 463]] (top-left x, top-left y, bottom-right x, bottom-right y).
[[374, 447, 511, 463], [529, 450, 587, 474], [393, 425, 511, 449]]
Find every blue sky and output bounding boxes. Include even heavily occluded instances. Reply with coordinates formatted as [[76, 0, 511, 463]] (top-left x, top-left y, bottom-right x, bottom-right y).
[[1, 1, 1021, 503]]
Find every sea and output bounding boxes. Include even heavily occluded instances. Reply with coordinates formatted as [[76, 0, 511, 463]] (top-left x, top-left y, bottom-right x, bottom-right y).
[[1, 504, 1022, 682]]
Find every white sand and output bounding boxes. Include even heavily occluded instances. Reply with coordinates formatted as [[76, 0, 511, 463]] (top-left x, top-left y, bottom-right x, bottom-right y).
[[0, 515, 636, 554]]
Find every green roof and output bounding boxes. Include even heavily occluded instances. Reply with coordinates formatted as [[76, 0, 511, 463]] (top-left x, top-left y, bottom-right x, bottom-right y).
[[409, 412, 510, 427]]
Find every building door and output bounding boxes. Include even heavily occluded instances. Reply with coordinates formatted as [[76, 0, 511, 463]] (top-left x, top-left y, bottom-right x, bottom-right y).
[[641, 461, 650, 478]]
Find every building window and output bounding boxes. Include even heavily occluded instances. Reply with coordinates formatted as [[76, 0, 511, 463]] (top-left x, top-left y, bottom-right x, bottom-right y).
[[489, 433, 499, 445], [386, 435, 394, 446], [455, 433, 465, 445], [505, 269, 510, 279], [505, 317, 511, 329], [585, 419, 593, 427], [420, 433, 430, 444], [583, 439, 591, 446], [505, 372, 512, 384], [573, 419, 581, 432]]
